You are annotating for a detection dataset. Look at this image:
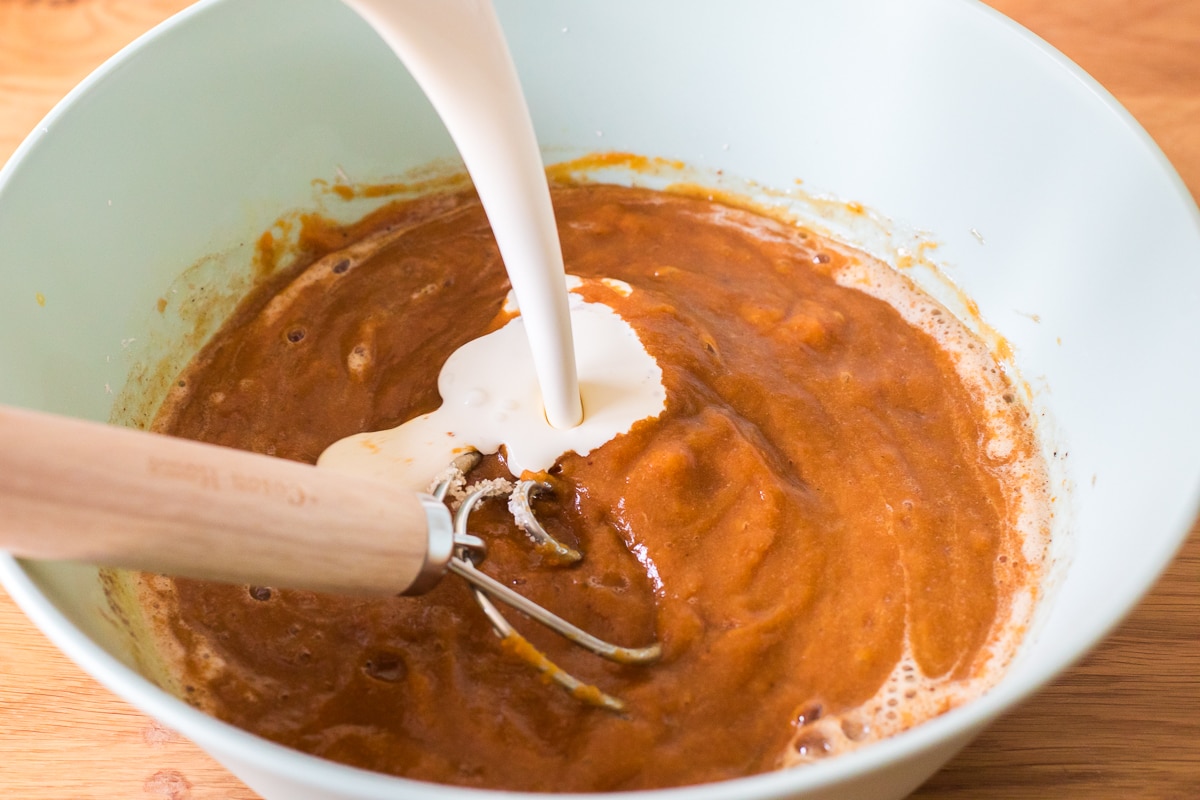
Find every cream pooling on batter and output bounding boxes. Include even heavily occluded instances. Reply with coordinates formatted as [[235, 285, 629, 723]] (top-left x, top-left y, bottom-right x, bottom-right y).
[[317, 276, 666, 489]]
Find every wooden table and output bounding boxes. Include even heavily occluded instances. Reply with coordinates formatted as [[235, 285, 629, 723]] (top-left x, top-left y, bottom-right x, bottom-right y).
[[1, 2, 1197, 797]]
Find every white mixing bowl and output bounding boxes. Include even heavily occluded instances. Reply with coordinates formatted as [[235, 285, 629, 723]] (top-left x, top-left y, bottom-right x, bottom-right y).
[[1, 1, 1198, 798]]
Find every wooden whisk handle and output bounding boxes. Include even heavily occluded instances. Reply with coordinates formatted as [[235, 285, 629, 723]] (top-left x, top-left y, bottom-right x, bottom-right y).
[[0, 405, 453, 596]]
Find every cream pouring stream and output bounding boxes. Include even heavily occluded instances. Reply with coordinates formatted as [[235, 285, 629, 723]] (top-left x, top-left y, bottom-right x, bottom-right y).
[[327, 0, 667, 485], [339, 0, 582, 430]]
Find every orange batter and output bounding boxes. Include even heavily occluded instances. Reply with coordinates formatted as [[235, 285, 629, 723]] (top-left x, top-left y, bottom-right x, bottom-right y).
[[144, 183, 1045, 791]]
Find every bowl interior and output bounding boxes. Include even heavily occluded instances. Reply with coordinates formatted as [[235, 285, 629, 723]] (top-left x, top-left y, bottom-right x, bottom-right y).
[[2, 0, 1198, 797]]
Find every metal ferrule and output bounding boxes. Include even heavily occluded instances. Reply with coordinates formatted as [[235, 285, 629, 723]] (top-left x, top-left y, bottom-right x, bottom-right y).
[[401, 492, 455, 595]]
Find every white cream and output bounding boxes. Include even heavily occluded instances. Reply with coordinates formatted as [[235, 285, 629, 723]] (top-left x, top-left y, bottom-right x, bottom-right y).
[[340, 0, 584, 430], [317, 278, 665, 490]]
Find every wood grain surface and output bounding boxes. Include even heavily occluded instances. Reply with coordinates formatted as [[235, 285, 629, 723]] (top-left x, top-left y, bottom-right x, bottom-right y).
[[1, 1, 1197, 798]]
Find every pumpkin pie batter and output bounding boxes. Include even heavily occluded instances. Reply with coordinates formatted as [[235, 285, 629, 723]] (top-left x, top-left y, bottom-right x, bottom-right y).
[[144, 183, 1047, 791]]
